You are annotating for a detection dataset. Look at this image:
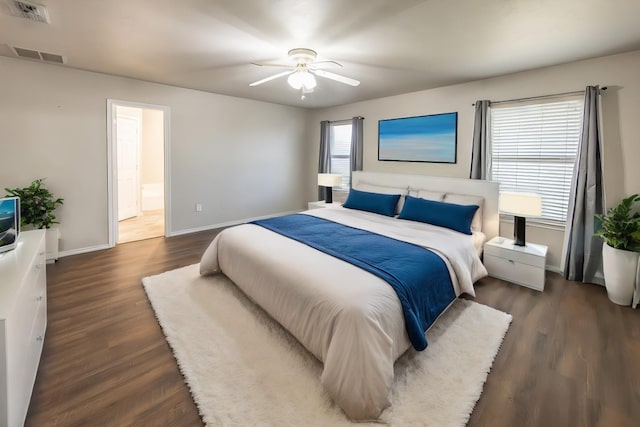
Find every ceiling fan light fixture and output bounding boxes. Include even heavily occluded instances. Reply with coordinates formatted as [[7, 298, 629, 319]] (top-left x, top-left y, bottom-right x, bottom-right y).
[[249, 48, 358, 95], [287, 71, 316, 90]]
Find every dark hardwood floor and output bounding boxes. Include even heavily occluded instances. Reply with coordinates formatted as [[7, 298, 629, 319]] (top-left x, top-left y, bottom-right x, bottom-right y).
[[26, 231, 639, 426], [26, 231, 219, 427], [467, 272, 639, 427]]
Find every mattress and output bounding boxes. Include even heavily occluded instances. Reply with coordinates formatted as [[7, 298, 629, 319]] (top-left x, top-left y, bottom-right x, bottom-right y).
[[200, 206, 487, 420], [471, 230, 487, 256]]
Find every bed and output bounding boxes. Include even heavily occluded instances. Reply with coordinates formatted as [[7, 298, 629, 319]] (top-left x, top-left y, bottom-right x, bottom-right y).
[[199, 172, 499, 420]]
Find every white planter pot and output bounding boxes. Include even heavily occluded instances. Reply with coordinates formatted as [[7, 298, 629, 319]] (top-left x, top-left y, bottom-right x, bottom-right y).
[[602, 243, 639, 306]]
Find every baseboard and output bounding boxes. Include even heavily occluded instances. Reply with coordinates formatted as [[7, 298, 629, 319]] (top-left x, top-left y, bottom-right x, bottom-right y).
[[59, 244, 111, 258], [546, 265, 563, 275], [544, 265, 606, 287], [168, 210, 302, 237], [55, 210, 302, 257]]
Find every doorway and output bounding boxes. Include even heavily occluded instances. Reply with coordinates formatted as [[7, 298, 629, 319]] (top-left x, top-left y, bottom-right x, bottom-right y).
[[107, 100, 170, 246]]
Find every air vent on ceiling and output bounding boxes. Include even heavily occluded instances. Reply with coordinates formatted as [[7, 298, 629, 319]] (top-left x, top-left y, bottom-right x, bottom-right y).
[[11, 46, 65, 64], [5, 0, 50, 23]]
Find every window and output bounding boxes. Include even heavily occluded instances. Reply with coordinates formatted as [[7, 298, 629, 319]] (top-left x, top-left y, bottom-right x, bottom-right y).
[[490, 96, 584, 224], [329, 121, 353, 190]]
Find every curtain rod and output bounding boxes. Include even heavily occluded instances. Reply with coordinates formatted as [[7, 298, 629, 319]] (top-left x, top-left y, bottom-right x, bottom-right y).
[[471, 87, 607, 106], [324, 116, 365, 123]]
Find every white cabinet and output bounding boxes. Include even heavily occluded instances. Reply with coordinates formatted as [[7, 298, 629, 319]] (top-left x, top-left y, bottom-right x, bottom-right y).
[[484, 236, 548, 291], [0, 230, 47, 427]]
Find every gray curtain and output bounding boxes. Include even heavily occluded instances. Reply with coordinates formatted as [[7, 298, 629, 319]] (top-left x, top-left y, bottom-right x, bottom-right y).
[[469, 100, 491, 179], [318, 120, 331, 200], [563, 86, 605, 284], [350, 116, 364, 186]]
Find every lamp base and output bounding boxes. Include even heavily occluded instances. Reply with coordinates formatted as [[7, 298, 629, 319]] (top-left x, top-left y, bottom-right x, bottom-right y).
[[513, 216, 526, 246], [325, 187, 333, 204]]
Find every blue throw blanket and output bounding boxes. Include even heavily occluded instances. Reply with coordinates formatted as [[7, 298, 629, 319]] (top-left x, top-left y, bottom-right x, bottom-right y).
[[251, 214, 455, 351]]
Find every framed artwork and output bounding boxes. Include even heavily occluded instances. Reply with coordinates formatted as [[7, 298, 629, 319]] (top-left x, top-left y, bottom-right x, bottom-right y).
[[378, 112, 458, 163]]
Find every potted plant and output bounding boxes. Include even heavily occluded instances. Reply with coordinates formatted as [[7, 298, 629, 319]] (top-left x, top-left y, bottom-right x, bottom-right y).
[[5, 178, 64, 262], [595, 194, 640, 306]]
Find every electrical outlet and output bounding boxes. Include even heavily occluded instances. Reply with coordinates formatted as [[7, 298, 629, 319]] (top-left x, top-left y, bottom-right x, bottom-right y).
[[195, 203, 203, 212]]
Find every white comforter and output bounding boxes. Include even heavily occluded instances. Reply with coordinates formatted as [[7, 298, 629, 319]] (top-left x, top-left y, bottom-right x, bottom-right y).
[[199, 207, 487, 420]]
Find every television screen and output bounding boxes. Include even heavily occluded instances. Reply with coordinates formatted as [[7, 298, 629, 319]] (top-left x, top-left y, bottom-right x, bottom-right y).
[[0, 196, 20, 254]]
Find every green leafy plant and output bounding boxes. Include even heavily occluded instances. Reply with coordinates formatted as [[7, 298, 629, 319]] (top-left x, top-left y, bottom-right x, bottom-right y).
[[595, 194, 640, 251], [5, 179, 64, 229]]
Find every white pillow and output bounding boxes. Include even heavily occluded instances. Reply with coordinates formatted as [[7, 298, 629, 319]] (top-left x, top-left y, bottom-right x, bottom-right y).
[[416, 189, 445, 201], [356, 182, 408, 214], [407, 187, 446, 200], [443, 193, 484, 232]]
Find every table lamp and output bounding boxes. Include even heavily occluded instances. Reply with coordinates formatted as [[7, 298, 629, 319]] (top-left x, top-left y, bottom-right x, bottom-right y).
[[499, 192, 542, 246], [317, 173, 342, 204]]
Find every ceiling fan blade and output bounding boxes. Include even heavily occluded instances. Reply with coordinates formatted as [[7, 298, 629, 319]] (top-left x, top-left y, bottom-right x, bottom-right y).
[[312, 70, 360, 87], [249, 70, 294, 87], [309, 60, 343, 70], [251, 62, 293, 68]]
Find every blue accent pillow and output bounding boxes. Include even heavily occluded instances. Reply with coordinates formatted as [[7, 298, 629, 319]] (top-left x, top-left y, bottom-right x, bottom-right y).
[[398, 195, 479, 235], [343, 188, 401, 217]]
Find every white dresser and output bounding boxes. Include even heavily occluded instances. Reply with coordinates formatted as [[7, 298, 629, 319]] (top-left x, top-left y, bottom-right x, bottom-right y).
[[484, 236, 548, 291], [0, 230, 47, 427]]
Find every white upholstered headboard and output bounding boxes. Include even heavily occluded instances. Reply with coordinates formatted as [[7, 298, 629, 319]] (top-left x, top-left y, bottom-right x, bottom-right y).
[[352, 171, 500, 240]]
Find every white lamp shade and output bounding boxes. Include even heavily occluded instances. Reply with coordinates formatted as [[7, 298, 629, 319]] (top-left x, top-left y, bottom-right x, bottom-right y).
[[499, 192, 542, 217], [288, 71, 317, 90], [318, 173, 343, 187]]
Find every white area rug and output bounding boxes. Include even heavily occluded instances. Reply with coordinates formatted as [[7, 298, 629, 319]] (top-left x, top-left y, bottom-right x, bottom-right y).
[[143, 264, 512, 426]]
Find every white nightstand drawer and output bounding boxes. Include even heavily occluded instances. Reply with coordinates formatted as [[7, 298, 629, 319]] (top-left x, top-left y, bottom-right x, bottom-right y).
[[484, 241, 546, 268], [484, 254, 546, 291]]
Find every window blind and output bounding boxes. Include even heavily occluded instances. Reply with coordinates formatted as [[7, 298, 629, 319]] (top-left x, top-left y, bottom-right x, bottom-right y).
[[330, 123, 352, 189], [490, 97, 584, 223]]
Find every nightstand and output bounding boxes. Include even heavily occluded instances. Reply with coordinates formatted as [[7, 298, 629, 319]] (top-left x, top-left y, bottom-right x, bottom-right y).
[[483, 236, 548, 291], [307, 201, 341, 210]]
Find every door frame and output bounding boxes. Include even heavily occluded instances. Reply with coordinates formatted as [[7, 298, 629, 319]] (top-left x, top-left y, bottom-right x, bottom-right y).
[[106, 99, 171, 247]]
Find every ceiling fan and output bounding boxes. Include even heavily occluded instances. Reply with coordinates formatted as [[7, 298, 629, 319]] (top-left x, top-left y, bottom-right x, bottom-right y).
[[249, 48, 360, 99]]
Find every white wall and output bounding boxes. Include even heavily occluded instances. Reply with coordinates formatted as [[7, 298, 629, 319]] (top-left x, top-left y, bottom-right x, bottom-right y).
[[306, 50, 640, 272], [0, 56, 308, 254], [3, 50, 638, 264], [140, 109, 164, 186]]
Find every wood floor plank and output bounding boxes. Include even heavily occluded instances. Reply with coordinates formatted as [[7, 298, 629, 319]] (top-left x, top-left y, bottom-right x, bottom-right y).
[[118, 209, 165, 244], [26, 231, 218, 427], [467, 274, 640, 427], [25, 230, 640, 426]]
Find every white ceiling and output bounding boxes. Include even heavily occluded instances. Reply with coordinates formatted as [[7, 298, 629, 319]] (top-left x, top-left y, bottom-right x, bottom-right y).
[[1, 0, 639, 109]]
